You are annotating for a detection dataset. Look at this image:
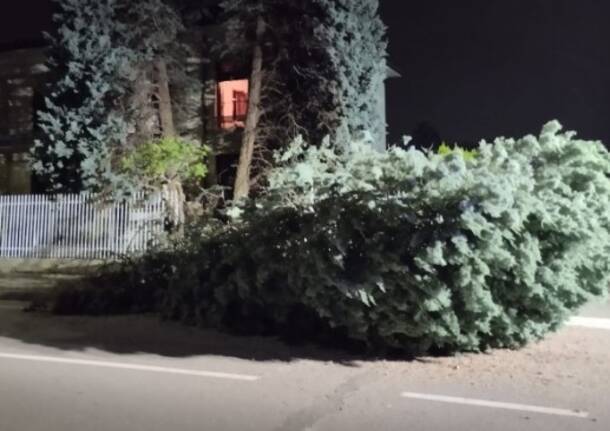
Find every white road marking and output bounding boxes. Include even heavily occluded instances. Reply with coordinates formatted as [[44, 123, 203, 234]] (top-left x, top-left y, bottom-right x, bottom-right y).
[[0, 352, 260, 382], [568, 317, 610, 331], [401, 392, 589, 419]]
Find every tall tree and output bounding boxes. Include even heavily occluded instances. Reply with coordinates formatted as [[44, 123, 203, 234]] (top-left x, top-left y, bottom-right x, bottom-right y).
[[218, 0, 330, 198], [31, 0, 186, 195], [233, 15, 265, 200], [260, 0, 387, 146], [314, 0, 388, 141], [217, 0, 387, 199], [31, 0, 133, 193], [218, 0, 266, 200]]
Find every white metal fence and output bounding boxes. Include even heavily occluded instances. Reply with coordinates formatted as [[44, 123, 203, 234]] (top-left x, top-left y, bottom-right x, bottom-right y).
[[0, 192, 167, 259]]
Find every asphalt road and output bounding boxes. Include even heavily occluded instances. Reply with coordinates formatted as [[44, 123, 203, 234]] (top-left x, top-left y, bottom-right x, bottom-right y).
[[0, 297, 609, 431]]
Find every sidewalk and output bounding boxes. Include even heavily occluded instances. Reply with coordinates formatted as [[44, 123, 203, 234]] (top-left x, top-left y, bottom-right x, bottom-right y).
[[0, 259, 103, 300]]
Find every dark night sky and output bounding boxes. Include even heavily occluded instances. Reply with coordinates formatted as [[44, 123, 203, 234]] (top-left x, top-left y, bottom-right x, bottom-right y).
[[1, 0, 609, 146], [0, 0, 53, 47], [380, 0, 610, 146]]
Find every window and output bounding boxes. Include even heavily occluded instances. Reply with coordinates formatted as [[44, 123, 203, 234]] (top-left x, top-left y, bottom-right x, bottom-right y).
[[218, 79, 249, 130]]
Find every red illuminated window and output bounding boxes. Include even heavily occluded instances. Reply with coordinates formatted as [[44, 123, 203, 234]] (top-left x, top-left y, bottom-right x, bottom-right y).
[[218, 79, 249, 129]]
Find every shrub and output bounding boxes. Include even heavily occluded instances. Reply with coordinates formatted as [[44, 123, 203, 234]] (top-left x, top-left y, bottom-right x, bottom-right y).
[[51, 259, 167, 316], [120, 137, 209, 189], [437, 142, 478, 161], [50, 121, 610, 354]]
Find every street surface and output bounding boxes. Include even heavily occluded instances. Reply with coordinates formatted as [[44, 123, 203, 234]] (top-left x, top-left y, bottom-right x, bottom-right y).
[[0, 293, 608, 431]]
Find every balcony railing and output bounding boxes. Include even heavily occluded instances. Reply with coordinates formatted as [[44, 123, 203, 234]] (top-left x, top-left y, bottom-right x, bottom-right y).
[[219, 114, 247, 130]]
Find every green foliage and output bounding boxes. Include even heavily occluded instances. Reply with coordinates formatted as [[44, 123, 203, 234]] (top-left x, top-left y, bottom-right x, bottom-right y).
[[313, 0, 388, 142], [31, 0, 131, 192], [50, 121, 610, 354], [121, 137, 208, 188], [31, 0, 186, 194], [438, 142, 478, 161]]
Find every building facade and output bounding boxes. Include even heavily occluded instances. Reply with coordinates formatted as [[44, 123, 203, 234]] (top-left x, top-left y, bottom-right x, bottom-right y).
[[0, 47, 48, 194]]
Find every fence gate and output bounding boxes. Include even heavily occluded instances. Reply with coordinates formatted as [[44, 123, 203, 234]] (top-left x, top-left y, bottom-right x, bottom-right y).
[[0, 193, 166, 259]]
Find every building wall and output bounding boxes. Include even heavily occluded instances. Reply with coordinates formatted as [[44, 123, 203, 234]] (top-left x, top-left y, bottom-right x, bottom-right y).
[[374, 67, 401, 151], [0, 153, 30, 194], [0, 47, 48, 194]]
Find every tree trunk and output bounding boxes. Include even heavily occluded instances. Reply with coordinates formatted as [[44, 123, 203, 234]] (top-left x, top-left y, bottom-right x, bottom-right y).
[[155, 58, 176, 138], [233, 15, 265, 200], [162, 179, 186, 228], [154, 58, 184, 230], [203, 70, 218, 188], [133, 64, 156, 142]]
